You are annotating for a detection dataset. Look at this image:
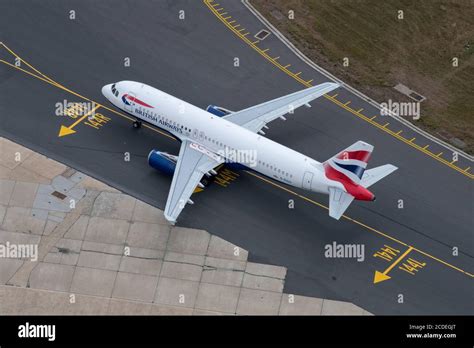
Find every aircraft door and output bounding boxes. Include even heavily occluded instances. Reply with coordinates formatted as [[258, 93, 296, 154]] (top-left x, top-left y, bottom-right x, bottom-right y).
[[302, 171, 314, 190]]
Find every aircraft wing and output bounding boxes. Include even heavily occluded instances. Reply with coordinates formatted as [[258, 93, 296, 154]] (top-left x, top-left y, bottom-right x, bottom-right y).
[[164, 140, 223, 224], [223, 82, 339, 133], [328, 187, 354, 220]]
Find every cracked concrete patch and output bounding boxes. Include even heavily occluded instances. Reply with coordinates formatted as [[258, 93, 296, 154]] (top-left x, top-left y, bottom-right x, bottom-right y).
[[44, 238, 82, 265], [77, 250, 122, 271], [2, 207, 46, 235], [160, 260, 203, 282], [9, 182, 38, 208], [84, 216, 130, 244], [0, 179, 15, 205], [70, 267, 116, 297], [0, 258, 23, 285], [167, 227, 210, 255], [132, 200, 168, 224], [91, 192, 136, 220], [0, 138, 33, 169], [63, 215, 89, 240], [236, 288, 282, 315], [154, 277, 199, 308], [164, 251, 205, 266], [20, 153, 66, 180], [29, 263, 75, 292], [195, 282, 240, 314], [126, 221, 170, 250], [201, 267, 244, 287], [0, 229, 40, 244], [81, 241, 123, 255], [112, 272, 159, 302], [119, 256, 163, 276], [207, 235, 248, 261]]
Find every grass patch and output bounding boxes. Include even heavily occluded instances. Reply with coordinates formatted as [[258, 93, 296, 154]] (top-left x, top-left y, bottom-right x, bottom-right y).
[[252, 0, 474, 153]]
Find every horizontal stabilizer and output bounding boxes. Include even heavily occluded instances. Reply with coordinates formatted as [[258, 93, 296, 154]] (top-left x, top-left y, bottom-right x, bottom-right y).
[[361, 164, 398, 188], [328, 187, 354, 220]]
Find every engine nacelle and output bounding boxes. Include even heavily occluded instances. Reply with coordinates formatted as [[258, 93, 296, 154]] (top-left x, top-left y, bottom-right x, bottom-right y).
[[206, 105, 233, 117], [148, 149, 245, 187], [148, 150, 177, 176]]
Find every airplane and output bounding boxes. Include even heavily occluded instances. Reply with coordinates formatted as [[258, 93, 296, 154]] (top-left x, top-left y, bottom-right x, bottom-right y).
[[101, 81, 397, 224]]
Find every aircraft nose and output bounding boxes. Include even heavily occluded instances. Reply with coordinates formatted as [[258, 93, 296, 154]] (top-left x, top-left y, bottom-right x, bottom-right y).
[[101, 84, 111, 99]]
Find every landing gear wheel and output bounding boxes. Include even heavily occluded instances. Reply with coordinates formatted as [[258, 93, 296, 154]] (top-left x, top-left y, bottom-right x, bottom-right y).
[[133, 120, 142, 129]]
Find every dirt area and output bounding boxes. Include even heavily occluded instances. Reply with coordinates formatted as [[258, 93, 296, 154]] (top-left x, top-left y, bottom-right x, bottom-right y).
[[252, 0, 474, 153]]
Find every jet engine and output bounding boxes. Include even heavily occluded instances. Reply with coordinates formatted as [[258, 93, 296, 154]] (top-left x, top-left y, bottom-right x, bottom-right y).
[[148, 149, 212, 186], [148, 150, 178, 176]]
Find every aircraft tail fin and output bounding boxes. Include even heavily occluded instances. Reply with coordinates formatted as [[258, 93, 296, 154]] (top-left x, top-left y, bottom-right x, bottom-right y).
[[325, 142, 398, 220], [324, 141, 373, 185]]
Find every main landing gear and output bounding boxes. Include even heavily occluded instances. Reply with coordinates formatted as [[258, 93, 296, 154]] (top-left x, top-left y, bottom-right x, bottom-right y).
[[133, 120, 142, 129]]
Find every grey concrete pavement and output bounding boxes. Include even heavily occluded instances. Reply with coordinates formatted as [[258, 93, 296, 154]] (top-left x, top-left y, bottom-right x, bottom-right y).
[[0, 137, 366, 315]]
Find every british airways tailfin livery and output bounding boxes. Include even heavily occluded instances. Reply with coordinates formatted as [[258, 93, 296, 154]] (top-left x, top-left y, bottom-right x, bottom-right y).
[[102, 81, 397, 224]]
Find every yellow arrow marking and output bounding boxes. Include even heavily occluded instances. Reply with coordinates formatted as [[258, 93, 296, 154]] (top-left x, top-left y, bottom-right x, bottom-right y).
[[0, 58, 176, 141], [374, 246, 413, 284], [58, 105, 100, 137]]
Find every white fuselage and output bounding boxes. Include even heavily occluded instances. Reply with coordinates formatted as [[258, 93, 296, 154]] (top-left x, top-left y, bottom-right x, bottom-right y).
[[102, 81, 341, 195]]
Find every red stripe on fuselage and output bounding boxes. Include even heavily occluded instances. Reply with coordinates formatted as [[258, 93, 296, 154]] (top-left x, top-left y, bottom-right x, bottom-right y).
[[324, 163, 374, 201], [336, 150, 371, 163], [126, 95, 154, 108]]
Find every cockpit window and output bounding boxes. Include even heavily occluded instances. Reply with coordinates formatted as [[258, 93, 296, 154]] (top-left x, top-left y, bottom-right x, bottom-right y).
[[111, 83, 119, 97]]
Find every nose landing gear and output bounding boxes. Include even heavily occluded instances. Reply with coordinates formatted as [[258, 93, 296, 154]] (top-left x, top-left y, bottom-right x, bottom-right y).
[[133, 120, 142, 129]]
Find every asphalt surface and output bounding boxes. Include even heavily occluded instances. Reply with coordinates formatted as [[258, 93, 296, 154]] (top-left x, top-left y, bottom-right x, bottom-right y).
[[0, 0, 472, 314]]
